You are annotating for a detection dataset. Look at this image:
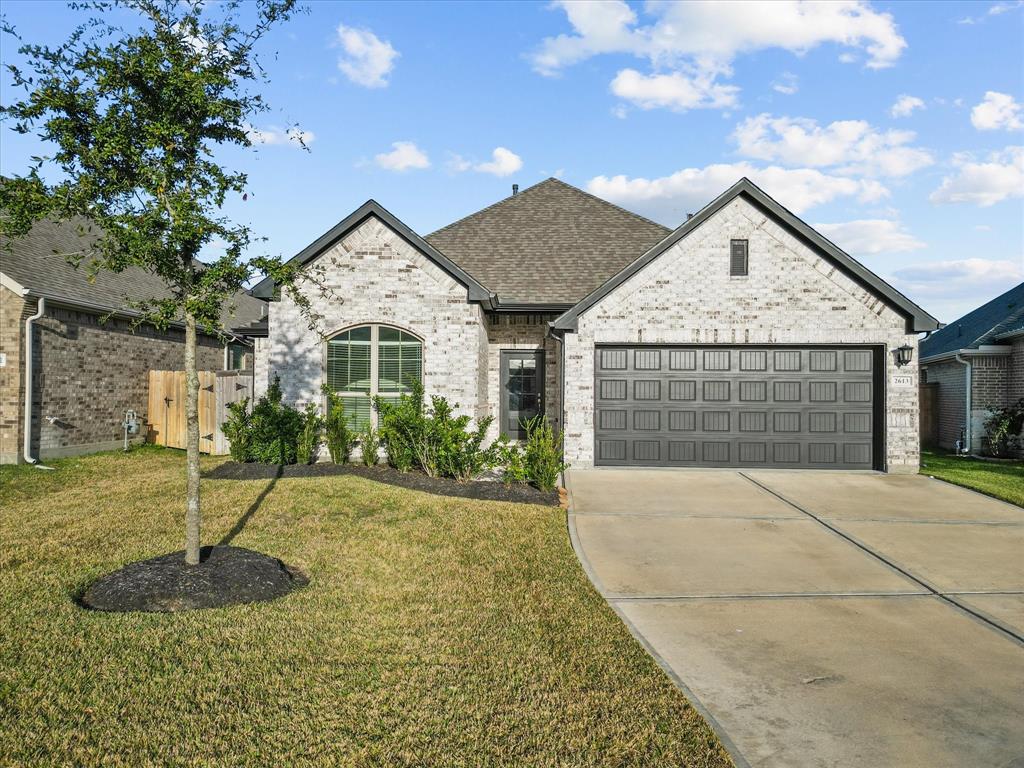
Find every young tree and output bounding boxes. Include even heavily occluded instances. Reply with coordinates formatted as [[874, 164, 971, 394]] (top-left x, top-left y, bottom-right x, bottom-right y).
[[1, 0, 320, 565]]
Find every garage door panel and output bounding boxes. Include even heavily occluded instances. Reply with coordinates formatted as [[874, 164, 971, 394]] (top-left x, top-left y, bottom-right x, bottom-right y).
[[594, 345, 878, 469]]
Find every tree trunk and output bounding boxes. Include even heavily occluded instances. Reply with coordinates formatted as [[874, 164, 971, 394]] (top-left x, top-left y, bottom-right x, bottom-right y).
[[184, 311, 202, 565]]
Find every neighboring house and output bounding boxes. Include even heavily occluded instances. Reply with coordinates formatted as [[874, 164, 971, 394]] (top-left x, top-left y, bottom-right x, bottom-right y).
[[919, 282, 1024, 454], [1, 217, 266, 463], [251, 177, 938, 472]]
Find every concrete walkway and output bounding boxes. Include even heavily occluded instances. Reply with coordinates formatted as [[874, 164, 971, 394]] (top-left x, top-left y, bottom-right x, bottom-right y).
[[566, 469, 1024, 768]]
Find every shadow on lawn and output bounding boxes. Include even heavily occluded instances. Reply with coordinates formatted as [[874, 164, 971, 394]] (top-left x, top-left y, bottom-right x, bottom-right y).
[[218, 466, 282, 547]]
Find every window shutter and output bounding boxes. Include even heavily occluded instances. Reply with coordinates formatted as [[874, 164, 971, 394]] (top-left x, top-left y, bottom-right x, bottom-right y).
[[730, 239, 748, 276]]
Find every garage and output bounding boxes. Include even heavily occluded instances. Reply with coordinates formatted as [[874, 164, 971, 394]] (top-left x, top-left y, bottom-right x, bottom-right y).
[[593, 345, 882, 469]]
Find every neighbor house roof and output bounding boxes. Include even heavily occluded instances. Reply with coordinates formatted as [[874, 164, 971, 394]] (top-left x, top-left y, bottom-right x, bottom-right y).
[[920, 282, 1024, 360], [0, 216, 266, 334], [552, 177, 940, 334], [425, 178, 671, 306]]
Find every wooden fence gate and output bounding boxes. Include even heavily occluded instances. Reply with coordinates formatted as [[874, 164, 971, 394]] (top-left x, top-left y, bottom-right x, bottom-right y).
[[147, 370, 253, 454], [919, 382, 939, 450]]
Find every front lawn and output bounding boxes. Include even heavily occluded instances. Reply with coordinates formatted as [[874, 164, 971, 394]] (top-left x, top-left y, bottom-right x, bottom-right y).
[[920, 449, 1024, 507], [0, 448, 730, 767]]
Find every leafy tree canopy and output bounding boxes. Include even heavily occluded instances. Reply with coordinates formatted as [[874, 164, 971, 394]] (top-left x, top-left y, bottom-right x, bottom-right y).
[[0, 0, 316, 332]]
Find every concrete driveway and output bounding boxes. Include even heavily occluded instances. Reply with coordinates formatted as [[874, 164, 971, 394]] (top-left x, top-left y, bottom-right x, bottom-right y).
[[567, 469, 1024, 768]]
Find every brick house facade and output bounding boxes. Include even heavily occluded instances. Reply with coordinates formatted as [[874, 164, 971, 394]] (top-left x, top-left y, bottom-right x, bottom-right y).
[[254, 178, 937, 472], [1, 218, 264, 463], [919, 283, 1024, 454]]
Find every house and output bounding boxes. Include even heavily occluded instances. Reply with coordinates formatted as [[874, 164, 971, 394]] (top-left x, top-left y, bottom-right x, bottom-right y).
[[919, 282, 1024, 454], [0, 217, 266, 463], [251, 177, 938, 472]]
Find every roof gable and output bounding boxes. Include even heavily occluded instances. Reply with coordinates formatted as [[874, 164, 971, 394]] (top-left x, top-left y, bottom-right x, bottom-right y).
[[251, 200, 492, 302], [920, 282, 1024, 359], [425, 178, 671, 306], [552, 178, 939, 333]]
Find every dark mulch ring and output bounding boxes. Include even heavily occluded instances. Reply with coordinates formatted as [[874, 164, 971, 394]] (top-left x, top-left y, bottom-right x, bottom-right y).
[[204, 461, 561, 506], [79, 545, 308, 613]]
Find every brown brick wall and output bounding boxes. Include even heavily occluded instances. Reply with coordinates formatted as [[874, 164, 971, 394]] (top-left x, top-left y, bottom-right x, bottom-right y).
[[923, 359, 966, 451], [1010, 338, 1024, 402], [3, 295, 224, 462], [0, 286, 30, 463]]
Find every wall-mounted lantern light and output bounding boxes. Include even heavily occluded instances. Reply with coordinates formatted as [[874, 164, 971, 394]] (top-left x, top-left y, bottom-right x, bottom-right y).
[[892, 344, 914, 367]]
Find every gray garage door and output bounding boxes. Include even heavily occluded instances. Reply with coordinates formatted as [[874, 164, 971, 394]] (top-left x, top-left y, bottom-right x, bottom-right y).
[[594, 346, 879, 469]]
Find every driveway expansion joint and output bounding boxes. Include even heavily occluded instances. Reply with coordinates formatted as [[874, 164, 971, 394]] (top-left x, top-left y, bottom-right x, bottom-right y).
[[740, 472, 1024, 646]]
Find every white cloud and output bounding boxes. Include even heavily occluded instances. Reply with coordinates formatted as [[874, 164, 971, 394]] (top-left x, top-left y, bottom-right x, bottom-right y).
[[336, 24, 398, 88], [889, 258, 1024, 322], [530, 1, 904, 113], [447, 147, 524, 177], [958, 1, 1023, 25], [929, 146, 1024, 206], [374, 141, 430, 172], [587, 163, 889, 224], [732, 114, 933, 177], [890, 94, 925, 118], [815, 219, 925, 255], [610, 68, 738, 111], [474, 147, 523, 177], [970, 91, 1023, 131], [772, 72, 799, 95], [246, 125, 314, 148], [974, 224, 992, 231]]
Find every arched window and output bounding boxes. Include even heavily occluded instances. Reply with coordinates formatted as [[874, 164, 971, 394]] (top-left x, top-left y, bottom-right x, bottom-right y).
[[325, 324, 422, 429]]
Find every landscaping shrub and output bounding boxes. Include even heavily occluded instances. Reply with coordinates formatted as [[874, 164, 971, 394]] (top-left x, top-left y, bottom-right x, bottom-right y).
[[296, 404, 322, 465], [221, 398, 251, 462], [221, 377, 304, 465], [495, 436, 530, 485], [375, 384, 426, 473], [983, 398, 1024, 457], [522, 415, 568, 492], [359, 425, 380, 466], [375, 383, 499, 481], [322, 385, 355, 464]]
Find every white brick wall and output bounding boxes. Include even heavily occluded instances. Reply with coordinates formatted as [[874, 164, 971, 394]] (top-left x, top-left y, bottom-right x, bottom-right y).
[[264, 215, 488, 420], [562, 197, 920, 472]]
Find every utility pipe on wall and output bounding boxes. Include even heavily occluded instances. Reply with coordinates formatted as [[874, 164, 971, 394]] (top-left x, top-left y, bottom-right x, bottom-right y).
[[22, 296, 45, 464], [955, 352, 972, 455]]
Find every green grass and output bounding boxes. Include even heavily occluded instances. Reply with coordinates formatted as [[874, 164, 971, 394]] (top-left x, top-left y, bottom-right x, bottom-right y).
[[920, 449, 1024, 507], [0, 448, 731, 767]]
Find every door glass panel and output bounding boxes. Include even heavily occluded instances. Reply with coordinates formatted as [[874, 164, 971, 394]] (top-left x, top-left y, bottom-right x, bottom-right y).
[[502, 352, 543, 439]]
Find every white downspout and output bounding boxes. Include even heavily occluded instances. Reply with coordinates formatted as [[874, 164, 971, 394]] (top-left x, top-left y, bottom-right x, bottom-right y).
[[23, 296, 45, 464], [955, 352, 972, 454]]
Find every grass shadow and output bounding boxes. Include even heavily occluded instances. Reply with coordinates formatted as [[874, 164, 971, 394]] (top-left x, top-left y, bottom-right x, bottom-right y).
[[218, 466, 283, 547]]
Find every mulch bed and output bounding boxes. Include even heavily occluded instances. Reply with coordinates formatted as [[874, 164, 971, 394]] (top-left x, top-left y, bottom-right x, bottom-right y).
[[79, 545, 308, 613], [204, 461, 560, 506]]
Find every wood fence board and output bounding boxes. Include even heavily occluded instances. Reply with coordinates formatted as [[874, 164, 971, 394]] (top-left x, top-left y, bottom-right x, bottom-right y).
[[147, 369, 252, 455]]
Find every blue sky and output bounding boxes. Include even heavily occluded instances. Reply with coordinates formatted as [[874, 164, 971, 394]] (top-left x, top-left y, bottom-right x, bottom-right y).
[[2, 0, 1022, 322]]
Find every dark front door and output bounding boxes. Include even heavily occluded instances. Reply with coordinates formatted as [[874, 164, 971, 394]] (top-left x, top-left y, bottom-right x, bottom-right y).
[[501, 350, 545, 440]]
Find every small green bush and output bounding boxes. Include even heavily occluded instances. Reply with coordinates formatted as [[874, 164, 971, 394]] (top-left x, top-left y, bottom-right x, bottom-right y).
[[359, 425, 380, 466], [296, 404, 322, 465], [522, 415, 568, 492], [221, 376, 303, 465], [495, 436, 529, 485], [322, 385, 355, 464], [375, 384, 425, 473], [375, 383, 499, 481], [983, 398, 1024, 457], [222, 398, 251, 462]]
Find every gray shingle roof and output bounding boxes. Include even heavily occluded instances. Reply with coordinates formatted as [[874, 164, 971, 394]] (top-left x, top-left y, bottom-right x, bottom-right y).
[[1, 216, 266, 333], [425, 178, 671, 305], [920, 282, 1024, 360]]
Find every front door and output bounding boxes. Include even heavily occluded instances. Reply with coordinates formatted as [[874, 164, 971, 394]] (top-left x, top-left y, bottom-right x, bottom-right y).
[[500, 350, 545, 440]]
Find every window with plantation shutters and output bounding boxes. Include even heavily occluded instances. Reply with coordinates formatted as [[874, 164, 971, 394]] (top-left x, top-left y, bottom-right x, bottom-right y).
[[325, 324, 422, 429], [730, 239, 748, 276]]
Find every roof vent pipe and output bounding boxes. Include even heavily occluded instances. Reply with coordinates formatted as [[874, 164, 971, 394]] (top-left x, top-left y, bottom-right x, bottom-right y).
[[512, 184, 519, 196], [687, 213, 694, 220]]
